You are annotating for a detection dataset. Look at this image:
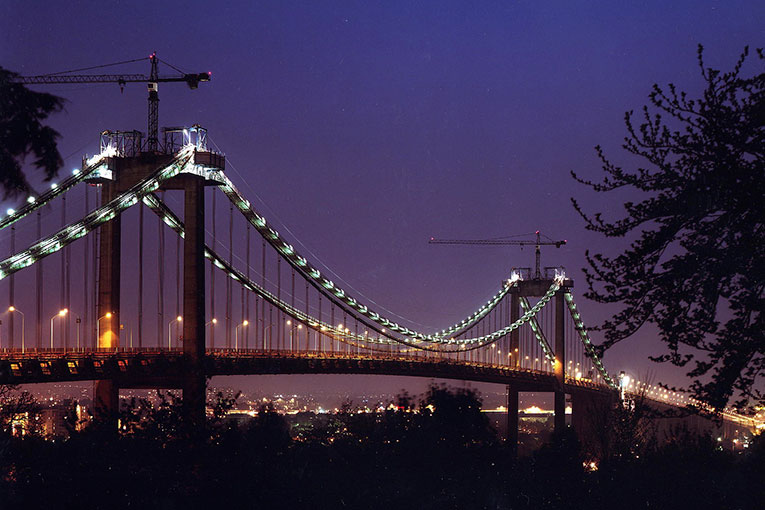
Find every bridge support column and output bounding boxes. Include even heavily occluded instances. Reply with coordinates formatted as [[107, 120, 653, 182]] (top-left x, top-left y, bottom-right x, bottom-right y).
[[95, 180, 121, 423], [182, 176, 206, 425], [506, 385, 519, 456], [554, 290, 566, 431], [94, 380, 119, 424], [571, 391, 594, 443], [509, 292, 519, 367], [571, 391, 614, 454]]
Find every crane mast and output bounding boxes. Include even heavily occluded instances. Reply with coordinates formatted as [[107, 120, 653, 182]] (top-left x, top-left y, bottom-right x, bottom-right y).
[[147, 53, 160, 152], [428, 230, 567, 279]]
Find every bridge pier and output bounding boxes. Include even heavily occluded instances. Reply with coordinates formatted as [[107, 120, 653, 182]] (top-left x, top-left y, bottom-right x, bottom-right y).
[[553, 290, 566, 432], [506, 385, 519, 455], [94, 179, 121, 424], [570, 390, 610, 447], [89, 151, 214, 425], [181, 175, 207, 425]]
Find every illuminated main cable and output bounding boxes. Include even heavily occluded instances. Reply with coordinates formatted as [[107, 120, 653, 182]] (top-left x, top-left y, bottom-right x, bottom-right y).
[[0, 147, 116, 231], [564, 292, 617, 389], [215, 173, 512, 342], [145, 192, 561, 350], [519, 296, 556, 363], [0, 148, 193, 279]]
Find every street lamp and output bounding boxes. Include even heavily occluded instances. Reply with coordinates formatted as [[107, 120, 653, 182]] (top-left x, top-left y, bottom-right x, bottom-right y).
[[205, 318, 217, 346], [50, 309, 68, 349], [235, 320, 249, 350], [75, 317, 82, 350], [168, 316, 182, 349], [96, 312, 113, 349], [8, 306, 25, 353], [286, 320, 303, 351]]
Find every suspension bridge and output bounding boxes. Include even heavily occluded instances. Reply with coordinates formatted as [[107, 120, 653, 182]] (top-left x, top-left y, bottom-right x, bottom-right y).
[[0, 127, 757, 446]]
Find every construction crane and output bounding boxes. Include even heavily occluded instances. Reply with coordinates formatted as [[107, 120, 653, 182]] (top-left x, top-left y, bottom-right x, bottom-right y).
[[428, 231, 566, 279], [16, 53, 211, 152]]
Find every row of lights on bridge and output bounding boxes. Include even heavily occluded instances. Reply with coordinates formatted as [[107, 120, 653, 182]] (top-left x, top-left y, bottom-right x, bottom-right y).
[[3, 172, 81, 218]]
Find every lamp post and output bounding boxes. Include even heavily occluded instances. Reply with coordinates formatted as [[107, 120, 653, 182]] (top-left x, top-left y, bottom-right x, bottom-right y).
[[50, 309, 68, 349], [205, 318, 217, 348], [8, 306, 25, 353], [333, 323, 346, 355], [258, 319, 275, 351], [75, 317, 81, 350], [168, 316, 182, 349], [286, 320, 303, 351], [235, 320, 249, 350], [96, 312, 112, 349]]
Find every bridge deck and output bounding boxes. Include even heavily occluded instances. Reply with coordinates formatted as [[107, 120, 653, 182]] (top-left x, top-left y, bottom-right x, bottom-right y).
[[0, 348, 607, 394]]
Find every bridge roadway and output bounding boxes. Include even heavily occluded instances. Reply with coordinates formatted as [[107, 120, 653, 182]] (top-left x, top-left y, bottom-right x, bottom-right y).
[[0, 348, 608, 396], [4, 349, 756, 443]]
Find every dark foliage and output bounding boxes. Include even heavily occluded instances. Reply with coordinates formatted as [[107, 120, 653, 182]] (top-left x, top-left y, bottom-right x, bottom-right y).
[[0, 67, 64, 198], [0, 386, 762, 509], [0, 384, 39, 436], [571, 46, 765, 410]]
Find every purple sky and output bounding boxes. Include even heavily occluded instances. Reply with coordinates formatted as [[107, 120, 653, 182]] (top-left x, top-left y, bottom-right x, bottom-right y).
[[1, 1, 763, 397]]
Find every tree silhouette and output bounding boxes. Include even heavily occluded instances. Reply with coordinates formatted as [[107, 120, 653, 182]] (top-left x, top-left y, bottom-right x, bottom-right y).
[[0, 67, 64, 199], [572, 46, 764, 410]]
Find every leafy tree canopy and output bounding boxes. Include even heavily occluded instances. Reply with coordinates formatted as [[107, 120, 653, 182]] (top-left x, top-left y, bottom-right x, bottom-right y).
[[0, 67, 64, 199], [572, 46, 764, 411]]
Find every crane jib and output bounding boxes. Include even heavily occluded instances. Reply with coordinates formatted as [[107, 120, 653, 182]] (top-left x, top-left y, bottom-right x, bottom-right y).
[[18, 73, 210, 86]]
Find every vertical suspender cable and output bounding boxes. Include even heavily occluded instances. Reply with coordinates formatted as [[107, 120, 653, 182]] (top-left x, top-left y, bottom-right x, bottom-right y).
[[60, 196, 65, 349], [176, 218, 180, 340], [63, 194, 70, 349], [36, 210, 42, 350], [290, 268, 295, 352], [93, 206, 99, 348], [240, 237, 245, 348], [245, 224, 250, 349], [210, 189, 216, 348], [138, 199, 143, 348], [84, 185, 90, 349], [261, 239, 266, 349], [343, 311, 347, 354], [226, 203, 233, 349], [158, 191, 165, 349], [8, 225, 14, 349], [305, 281, 309, 351], [268, 305, 273, 351], [276, 256, 281, 350]]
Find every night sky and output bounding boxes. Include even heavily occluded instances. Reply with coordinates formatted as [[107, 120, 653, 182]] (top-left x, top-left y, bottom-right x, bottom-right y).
[[1, 1, 763, 397]]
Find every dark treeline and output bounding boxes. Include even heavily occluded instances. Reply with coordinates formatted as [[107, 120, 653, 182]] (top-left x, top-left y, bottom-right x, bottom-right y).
[[0, 385, 763, 510]]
